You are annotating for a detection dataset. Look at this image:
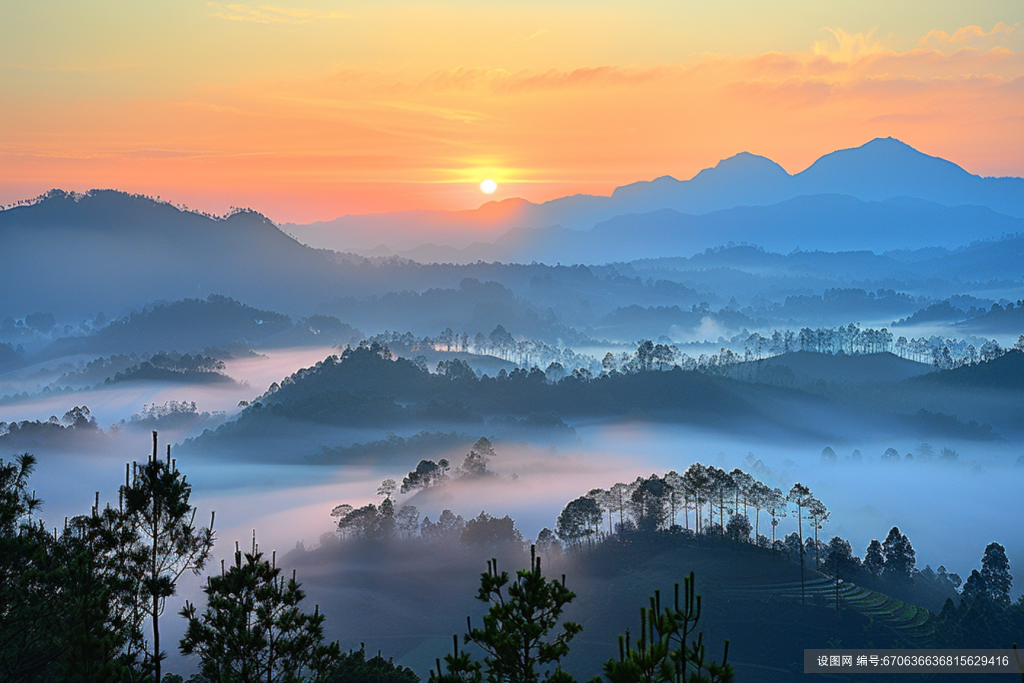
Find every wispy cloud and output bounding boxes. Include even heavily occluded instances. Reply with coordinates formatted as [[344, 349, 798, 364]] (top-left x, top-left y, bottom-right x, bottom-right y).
[[812, 28, 892, 62], [918, 23, 1021, 51], [206, 3, 347, 25]]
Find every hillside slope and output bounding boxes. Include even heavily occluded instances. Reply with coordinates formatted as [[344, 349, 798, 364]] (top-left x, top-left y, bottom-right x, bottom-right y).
[[0, 190, 356, 317]]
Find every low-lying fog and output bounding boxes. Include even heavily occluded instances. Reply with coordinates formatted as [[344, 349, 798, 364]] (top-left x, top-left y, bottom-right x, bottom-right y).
[[0, 346, 338, 426], [6, 345, 1022, 591], [4, 345, 1022, 674], [16, 420, 1024, 673]]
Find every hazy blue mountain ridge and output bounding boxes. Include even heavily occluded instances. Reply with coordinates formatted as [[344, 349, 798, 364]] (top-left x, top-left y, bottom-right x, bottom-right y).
[[283, 138, 1024, 254], [0, 190, 357, 318], [496, 194, 1023, 264]]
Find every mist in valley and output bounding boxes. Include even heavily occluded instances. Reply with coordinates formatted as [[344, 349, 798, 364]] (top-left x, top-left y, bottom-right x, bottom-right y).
[[10, 392, 1023, 678], [3, 141, 1024, 682]]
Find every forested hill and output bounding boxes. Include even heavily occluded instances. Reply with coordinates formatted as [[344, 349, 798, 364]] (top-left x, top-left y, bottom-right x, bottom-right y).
[[909, 349, 1024, 391], [251, 343, 746, 421], [186, 344, 999, 458], [0, 190, 356, 317], [734, 351, 933, 386], [39, 297, 362, 358], [40, 297, 290, 358]]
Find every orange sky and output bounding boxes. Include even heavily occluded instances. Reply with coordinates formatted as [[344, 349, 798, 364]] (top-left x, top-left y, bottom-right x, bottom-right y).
[[1, 2, 1022, 222]]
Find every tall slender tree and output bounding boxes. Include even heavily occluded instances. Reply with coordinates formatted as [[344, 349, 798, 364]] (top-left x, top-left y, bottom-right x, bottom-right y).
[[606, 483, 630, 535], [765, 488, 787, 549], [664, 471, 685, 529], [123, 432, 215, 683], [728, 469, 755, 519], [682, 465, 711, 538], [788, 483, 813, 605], [807, 498, 830, 570]]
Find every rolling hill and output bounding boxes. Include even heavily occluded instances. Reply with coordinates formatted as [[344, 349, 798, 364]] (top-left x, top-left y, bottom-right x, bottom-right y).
[[0, 190, 358, 318]]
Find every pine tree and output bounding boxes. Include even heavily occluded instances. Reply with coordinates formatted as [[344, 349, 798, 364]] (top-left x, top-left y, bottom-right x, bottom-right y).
[[0, 453, 65, 680], [979, 542, 1013, 608], [1, 454, 145, 681], [123, 432, 215, 682], [788, 483, 813, 604], [52, 508, 145, 681], [864, 540, 885, 577], [602, 572, 733, 683], [882, 526, 916, 583], [180, 535, 342, 682], [433, 546, 581, 683]]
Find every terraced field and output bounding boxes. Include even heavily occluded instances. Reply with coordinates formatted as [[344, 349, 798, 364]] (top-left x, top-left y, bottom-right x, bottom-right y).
[[718, 576, 935, 643]]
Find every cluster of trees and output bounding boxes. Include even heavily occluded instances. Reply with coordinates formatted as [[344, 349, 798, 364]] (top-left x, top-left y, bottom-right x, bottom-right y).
[[1, 434, 217, 681], [0, 401, 227, 444], [817, 530, 1024, 648], [108, 353, 225, 380], [554, 465, 825, 557], [552, 466, 1020, 617], [821, 443, 968, 465], [115, 401, 226, 433], [793, 324, 895, 356], [930, 543, 1023, 649], [737, 325, 1012, 368], [392, 321, 1016, 386], [332, 502, 523, 549], [337, 437, 1018, 628], [330, 455, 834, 573], [332, 439, 531, 547], [917, 336, 1018, 369], [0, 406, 103, 446], [1, 434, 391, 683], [597, 343, 752, 378], [595, 330, 1013, 381], [428, 320, 1013, 386], [366, 327, 598, 377]]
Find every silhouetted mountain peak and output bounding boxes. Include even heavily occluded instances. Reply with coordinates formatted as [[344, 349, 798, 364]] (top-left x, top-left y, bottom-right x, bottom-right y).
[[611, 152, 789, 202], [471, 197, 535, 222], [705, 151, 790, 178], [2, 188, 278, 231], [798, 137, 970, 181]]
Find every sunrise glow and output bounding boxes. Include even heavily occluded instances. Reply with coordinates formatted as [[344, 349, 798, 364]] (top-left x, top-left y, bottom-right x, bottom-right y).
[[1, 3, 1021, 222]]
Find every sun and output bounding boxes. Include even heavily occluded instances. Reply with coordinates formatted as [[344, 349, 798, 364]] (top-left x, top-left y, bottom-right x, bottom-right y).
[[480, 179, 498, 195]]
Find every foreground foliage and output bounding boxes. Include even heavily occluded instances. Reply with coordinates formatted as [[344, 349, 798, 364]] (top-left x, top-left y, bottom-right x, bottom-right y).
[[180, 537, 341, 682], [602, 573, 733, 683], [431, 546, 581, 683]]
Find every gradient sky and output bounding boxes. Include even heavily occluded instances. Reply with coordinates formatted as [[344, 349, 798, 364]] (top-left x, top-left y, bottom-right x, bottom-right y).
[[2, 1, 1022, 222]]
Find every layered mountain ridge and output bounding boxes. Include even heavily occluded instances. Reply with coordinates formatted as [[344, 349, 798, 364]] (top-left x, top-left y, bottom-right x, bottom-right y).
[[284, 137, 1024, 254]]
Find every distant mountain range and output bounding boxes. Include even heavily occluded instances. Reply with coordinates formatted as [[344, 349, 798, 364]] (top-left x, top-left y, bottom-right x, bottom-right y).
[[0, 190, 356, 318], [495, 195, 1023, 264], [3, 138, 1023, 324], [284, 137, 1024, 257]]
